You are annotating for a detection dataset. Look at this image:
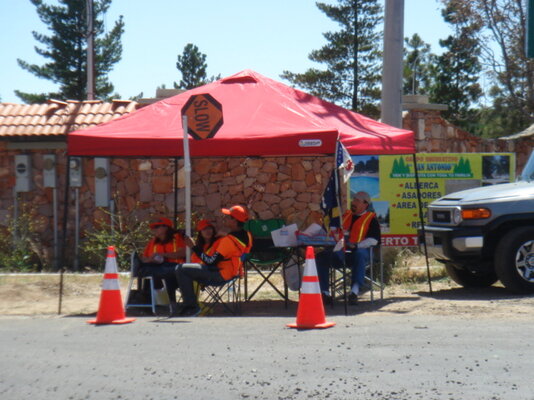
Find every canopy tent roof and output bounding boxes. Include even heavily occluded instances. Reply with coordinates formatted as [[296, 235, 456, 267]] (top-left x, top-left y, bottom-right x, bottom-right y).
[[68, 70, 414, 157]]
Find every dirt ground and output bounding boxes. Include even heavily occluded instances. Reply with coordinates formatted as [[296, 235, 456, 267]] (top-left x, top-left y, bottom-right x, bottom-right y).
[[1, 271, 534, 319]]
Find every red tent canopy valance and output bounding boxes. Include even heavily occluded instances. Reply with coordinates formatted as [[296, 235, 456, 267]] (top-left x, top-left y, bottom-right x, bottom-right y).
[[67, 70, 414, 157]]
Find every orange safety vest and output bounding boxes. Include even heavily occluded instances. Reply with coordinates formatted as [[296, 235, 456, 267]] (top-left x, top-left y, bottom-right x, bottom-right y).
[[213, 231, 253, 280], [143, 233, 185, 263], [342, 210, 376, 244]]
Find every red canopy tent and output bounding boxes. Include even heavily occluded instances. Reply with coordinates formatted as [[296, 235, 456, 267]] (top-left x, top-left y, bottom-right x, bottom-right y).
[[64, 70, 424, 287], [68, 70, 414, 156]]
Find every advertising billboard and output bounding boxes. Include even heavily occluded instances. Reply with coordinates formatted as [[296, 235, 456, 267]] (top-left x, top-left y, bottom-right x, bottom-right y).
[[349, 153, 515, 246]]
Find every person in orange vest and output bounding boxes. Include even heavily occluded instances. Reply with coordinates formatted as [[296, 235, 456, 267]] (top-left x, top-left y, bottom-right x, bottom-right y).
[[138, 217, 186, 307], [175, 205, 253, 317], [317, 191, 381, 305], [190, 219, 218, 264]]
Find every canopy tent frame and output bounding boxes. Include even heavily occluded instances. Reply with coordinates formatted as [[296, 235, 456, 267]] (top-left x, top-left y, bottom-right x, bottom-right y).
[[62, 69, 432, 297]]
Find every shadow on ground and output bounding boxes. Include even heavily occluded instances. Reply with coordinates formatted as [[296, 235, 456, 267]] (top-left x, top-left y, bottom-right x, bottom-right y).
[[416, 285, 530, 301], [62, 296, 422, 319], [172, 296, 422, 318]]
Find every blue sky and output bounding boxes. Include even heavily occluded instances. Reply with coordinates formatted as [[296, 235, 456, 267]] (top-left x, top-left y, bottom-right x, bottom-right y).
[[0, 0, 450, 103]]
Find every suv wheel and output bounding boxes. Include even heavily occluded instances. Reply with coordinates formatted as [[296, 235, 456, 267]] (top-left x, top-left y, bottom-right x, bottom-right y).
[[445, 263, 497, 288], [495, 227, 534, 293]]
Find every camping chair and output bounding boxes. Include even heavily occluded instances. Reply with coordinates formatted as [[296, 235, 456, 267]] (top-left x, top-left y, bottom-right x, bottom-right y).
[[198, 275, 242, 316], [244, 218, 293, 307], [180, 263, 242, 316], [124, 252, 172, 315], [330, 245, 384, 315]]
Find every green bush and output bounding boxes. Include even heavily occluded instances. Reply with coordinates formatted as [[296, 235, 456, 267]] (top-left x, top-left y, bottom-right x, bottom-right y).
[[80, 208, 152, 271], [0, 204, 47, 271], [80, 206, 200, 271]]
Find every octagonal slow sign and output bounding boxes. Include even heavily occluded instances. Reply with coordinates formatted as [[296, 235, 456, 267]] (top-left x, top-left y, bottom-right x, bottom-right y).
[[181, 93, 223, 140]]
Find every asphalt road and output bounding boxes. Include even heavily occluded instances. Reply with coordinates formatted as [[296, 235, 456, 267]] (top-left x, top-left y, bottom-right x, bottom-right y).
[[1, 314, 533, 400]]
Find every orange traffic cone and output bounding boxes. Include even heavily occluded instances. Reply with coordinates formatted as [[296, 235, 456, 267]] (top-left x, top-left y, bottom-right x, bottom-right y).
[[88, 246, 135, 325], [287, 246, 335, 329]]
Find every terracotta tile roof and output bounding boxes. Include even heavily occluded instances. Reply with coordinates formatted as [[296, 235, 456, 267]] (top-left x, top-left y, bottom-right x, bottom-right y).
[[0, 99, 139, 138]]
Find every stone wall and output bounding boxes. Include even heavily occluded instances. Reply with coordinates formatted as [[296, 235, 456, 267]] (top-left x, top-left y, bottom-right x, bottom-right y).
[[0, 149, 335, 268], [0, 144, 66, 264], [86, 155, 333, 229], [187, 156, 332, 225]]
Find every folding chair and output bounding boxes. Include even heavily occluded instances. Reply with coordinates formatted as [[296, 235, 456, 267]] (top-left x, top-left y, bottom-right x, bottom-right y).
[[199, 275, 242, 316], [330, 245, 384, 314], [124, 252, 172, 315], [243, 219, 293, 307], [180, 262, 242, 316]]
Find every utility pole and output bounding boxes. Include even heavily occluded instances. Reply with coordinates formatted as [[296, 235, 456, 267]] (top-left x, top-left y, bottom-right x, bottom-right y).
[[86, 0, 95, 100], [528, 0, 534, 58], [380, 0, 404, 127]]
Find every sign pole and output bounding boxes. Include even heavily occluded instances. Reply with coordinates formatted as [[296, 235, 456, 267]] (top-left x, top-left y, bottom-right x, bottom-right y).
[[181, 92, 223, 264], [182, 115, 191, 262], [413, 153, 432, 295]]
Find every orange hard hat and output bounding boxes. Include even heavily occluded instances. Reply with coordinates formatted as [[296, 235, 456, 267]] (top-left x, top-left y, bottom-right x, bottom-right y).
[[149, 217, 173, 229], [196, 219, 215, 232], [221, 205, 249, 222]]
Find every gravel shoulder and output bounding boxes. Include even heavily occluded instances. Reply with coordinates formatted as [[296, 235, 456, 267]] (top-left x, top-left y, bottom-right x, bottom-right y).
[[1, 273, 533, 319]]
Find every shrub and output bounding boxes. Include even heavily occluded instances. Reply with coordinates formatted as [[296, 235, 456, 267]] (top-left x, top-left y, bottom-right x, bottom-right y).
[[80, 208, 152, 271], [0, 204, 47, 271], [80, 207, 199, 271]]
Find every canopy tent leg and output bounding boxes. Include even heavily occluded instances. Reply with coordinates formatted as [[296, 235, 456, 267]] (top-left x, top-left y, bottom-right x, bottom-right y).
[[183, 116, 192, 262], [174, 157, 179, 228], [413, 153, 433, 295], [60, 155, 71, 271]]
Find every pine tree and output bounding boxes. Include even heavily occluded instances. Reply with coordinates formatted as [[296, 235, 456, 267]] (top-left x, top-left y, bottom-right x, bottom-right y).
[[281, 0, 383, 118], [174, 43, 220, 90], [403, 34, 435, 95], [429, 0, 482, 130], [438, 0, 534, 137], [16, 0, 124, 103]]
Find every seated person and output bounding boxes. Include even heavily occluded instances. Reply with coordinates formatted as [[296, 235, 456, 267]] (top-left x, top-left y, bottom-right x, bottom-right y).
[[175, 205, 253, 317], [138, 217, 186, 307], [317, 191, 381, 305], [191, 219, 218, 264]]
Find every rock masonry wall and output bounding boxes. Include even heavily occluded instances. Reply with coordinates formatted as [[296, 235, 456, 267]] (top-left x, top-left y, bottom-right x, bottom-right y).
[[0, 150, 336, 267], [112, 156, 333, 228]]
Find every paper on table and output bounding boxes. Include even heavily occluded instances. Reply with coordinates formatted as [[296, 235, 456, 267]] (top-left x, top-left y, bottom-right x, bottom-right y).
[[301, 223, 326, 236], [271, 224, 298, 247]]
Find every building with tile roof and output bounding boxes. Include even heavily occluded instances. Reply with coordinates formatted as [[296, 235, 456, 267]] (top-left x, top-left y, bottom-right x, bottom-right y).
[[0, 89, 188, 272], [0, 99, 138, 139], [0, 99, 140, 270]]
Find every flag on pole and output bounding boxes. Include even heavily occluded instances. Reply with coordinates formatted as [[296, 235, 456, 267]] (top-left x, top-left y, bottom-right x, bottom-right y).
[[321, 170, 345, 250], [336, 141, 354, 183], [321, 170, 341, 232], [321, 141, 352, 248]]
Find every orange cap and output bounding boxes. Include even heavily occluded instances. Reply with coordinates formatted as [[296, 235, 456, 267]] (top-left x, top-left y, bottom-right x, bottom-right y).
[[221, 205, 249, 222], [196, 219, 215, 232], [149, 217, 173, 229]]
